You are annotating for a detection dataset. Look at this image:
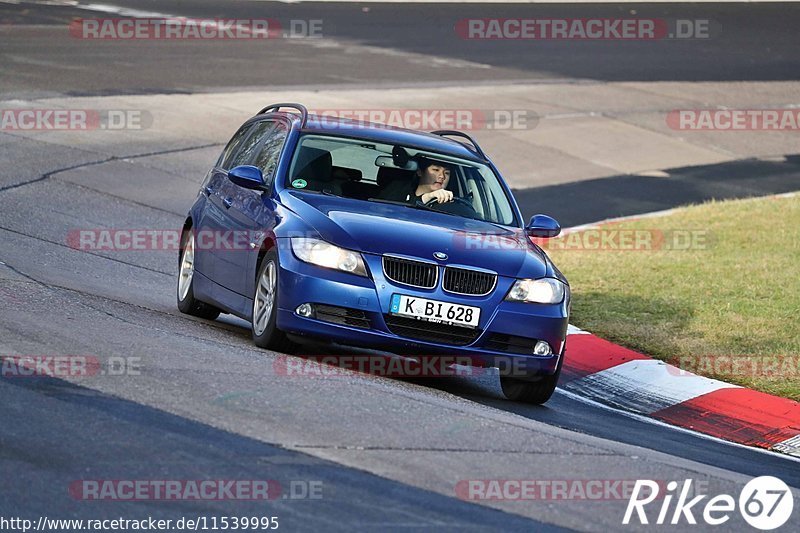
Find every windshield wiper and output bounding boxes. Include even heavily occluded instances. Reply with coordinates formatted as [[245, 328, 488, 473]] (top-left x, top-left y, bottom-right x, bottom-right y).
[[367, 198, 445, 214], [293, 188, 339, 197], [367, 198, 412, 207]]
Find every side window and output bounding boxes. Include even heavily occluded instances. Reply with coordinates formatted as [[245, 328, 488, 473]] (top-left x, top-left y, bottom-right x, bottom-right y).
[[218, 124, 253, 170], [228, 121, 274, 169], [253, 122, 288, 186]]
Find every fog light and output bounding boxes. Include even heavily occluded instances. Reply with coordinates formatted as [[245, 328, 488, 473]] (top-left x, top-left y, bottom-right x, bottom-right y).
[[296, 303, 314, 318], [533, 341, 552, 356]]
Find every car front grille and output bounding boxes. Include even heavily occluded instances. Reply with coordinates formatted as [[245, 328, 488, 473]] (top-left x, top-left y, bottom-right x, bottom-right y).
[[484, 333, 538, 355], [443, 267, 496, 296], [315, 305, 371, 329], [382, 256, 437, 289], [384, 315, 481, 346]]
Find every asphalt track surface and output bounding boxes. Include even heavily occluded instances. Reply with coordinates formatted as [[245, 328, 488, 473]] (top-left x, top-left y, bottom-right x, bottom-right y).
[[1, 2, 800, 532], [517, 155, 800, 227], [2, 0, 800, 98]]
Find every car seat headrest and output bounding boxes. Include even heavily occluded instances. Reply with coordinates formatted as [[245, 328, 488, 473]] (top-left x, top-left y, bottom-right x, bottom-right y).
[[294, 147, 333, 182], [377, 166, 414, 188], [331, 166, 362, 182]]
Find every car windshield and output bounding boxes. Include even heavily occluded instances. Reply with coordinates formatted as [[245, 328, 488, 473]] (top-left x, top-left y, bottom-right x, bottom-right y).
[[285, 134, 518, 226]]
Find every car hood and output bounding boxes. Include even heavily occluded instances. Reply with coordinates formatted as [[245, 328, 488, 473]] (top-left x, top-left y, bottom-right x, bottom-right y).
[[280, 191, 549, 279]]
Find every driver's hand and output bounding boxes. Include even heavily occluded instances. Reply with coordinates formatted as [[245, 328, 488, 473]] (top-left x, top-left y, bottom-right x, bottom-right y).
[[422, 189, 453, 204]]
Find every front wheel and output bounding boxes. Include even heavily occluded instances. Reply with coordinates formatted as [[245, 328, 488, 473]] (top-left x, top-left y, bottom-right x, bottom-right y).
[[251, 250, 295, 352], [500, 352, 563, 405], [177, 230, 221, 320]]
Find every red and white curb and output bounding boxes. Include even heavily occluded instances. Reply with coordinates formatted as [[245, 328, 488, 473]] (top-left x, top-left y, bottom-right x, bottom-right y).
[[562, 325, 800, 458]]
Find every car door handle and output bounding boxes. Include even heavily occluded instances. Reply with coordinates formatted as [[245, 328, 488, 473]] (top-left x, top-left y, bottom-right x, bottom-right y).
[[223, 198, 233, 208]]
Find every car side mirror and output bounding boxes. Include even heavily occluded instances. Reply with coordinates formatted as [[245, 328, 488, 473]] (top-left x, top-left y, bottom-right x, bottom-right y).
[[525, 214, 561, 238], [228, 165, 267, 190]]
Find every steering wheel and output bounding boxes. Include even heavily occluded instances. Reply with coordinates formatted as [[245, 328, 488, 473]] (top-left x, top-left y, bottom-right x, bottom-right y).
[[424, 195, 474, 209], [423, 196, 478, 218]]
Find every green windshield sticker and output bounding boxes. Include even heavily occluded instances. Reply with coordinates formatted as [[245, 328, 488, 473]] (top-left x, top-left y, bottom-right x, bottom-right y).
[[292, 178, 307, 189]]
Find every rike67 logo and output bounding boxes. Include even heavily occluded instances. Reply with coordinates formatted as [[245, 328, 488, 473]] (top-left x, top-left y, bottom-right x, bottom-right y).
[[624, 477, 794, 530]]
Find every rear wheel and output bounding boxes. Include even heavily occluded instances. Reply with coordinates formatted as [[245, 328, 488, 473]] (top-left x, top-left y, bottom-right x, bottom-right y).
[[251, 250, 295, 352], [177, 230, 221, 320], [500, 350, 563, 404]]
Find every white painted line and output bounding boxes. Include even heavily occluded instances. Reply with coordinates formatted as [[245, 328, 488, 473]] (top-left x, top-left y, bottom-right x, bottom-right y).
[[556, 388, 800, 464], [288, 39, 492, 70], [68, 1, 172, 18], [566, 324, 589, 335], [44, 1, 491, 71], [563, 359, 740, 415], [772, 435, 800, 458]]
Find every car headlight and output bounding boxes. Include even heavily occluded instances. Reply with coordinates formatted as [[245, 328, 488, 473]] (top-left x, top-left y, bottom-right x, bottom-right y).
[[506, 278, 565, 304], [290, 237, 367, 276]]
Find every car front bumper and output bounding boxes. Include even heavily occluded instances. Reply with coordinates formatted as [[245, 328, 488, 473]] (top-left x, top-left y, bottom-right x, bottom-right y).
[[275, 246, 569, 378]]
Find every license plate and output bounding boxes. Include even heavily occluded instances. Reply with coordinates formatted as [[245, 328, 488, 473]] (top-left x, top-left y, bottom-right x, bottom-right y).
[[390, 294, 480, 328]]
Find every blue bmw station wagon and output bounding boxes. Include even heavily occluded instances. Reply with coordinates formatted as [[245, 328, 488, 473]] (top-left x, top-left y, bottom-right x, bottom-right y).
[[178, 103, 570, 403]]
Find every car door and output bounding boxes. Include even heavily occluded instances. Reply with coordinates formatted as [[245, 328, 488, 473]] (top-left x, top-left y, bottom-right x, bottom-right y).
[[194, 122, 255, 282], [203, 120, 275, 297], [224, 120, 289, 298]]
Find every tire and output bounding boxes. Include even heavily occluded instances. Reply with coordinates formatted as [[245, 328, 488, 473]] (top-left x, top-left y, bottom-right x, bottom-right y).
[[251, 250, 295, 352], [500, 349, 564, 405], [177, 230, 221, 320]]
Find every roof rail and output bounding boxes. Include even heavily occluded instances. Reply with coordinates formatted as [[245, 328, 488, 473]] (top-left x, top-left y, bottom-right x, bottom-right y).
[[430, 130, 487, 160], [257, 103, 308, 127]]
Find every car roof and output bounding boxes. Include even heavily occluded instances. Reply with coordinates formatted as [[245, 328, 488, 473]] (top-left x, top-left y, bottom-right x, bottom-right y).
[[262, 111, 489, 163]]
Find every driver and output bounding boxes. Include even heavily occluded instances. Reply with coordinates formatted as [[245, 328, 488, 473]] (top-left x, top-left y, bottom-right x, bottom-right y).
[[377, 158, 453, 204], [414, 160, 453, 204], [378, 157, 460, 208]]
